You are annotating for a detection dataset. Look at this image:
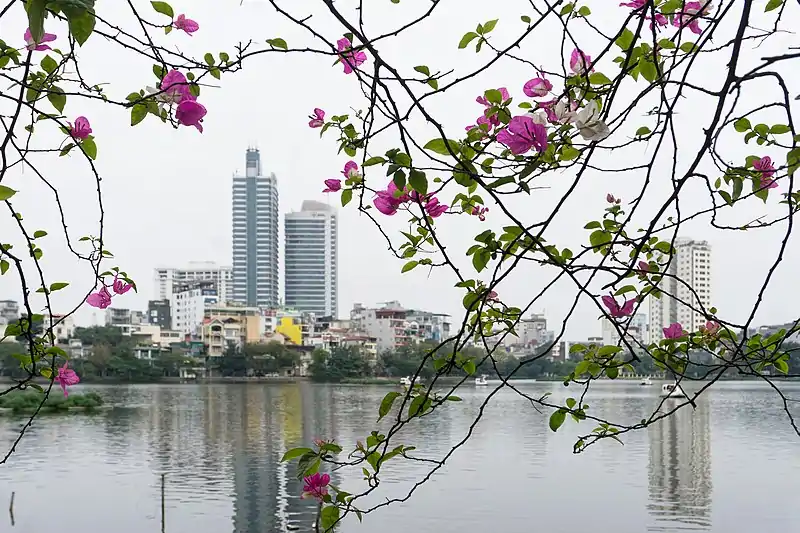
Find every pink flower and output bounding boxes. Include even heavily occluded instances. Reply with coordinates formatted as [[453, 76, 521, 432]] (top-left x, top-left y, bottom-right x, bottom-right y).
[[112, 275, 132, 295], [485, 290, 499, 301], [637, 260, 651, 273], [476, 88, 510, 107], [54, 362, 80, 398], [663, 322, 684, 340], [424, 197, 448, 218], [471, 206, 489, 221], [702, 321, 721, 337], [176, 100, 207, 132], [323, 179, 342, 193], [68, 116, 92, 141], [337, 37, 367, 74], [342, 161, 360, 180], [308, 108, 325, 128], [497, 115, 548, 155], [173, 14, 199, 35], [606, 193, 616, 203], [649, 13, 669, 28], [673, 1, 712, 35], [601, 294, 635, 318], [539, 98, 578, 124], [619, 0, 646, 7], [570, 48, 594, 75], [24, 28, 57, 51], [386, 180, 410, 202], [523, 77, 552, 98], [374, 194, 399, 215], [302, 473, 330, 500], [313, 438, 327, 448], [86, 286, 112, 309], [753, 156, 778, 189], [161, 70, 194, 104]]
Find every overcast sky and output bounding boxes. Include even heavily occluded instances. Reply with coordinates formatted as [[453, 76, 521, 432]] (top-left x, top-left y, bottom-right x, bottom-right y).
[[1, 0, 798, 339]]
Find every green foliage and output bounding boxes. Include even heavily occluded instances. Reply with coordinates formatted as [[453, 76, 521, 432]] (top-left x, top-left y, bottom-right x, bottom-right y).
[[0, 390, 104, 412]]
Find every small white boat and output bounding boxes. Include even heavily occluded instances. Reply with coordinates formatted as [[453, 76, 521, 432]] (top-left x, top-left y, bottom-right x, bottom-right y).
[[660, 382, 687, 399], [474, 375, 488, 386], [640, 377, 653, 386], [400, 376, 420, 387]]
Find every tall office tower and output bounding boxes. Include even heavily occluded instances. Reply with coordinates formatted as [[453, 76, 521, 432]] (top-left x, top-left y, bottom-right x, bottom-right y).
[[231, 148, 280, 308], [284, 201, 338, 318], [153, 262, 232, 303], [649, 237, 712, 341]]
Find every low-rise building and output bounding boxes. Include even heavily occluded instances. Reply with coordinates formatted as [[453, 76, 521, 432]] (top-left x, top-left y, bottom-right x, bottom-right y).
[[171, 281, 219, 334]]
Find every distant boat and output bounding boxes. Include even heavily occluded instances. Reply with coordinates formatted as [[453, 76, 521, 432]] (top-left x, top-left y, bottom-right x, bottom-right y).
[[640, 377, 653, 386], [400, 376, 420, 387], [660, 382, 687, 399], [474, 375, 488, 386]]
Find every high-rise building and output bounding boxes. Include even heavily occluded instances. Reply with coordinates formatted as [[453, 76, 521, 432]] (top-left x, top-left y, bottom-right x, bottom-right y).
[[232, 148, 279, 308], [153, 262, 232, 303], [649, 237, 712, 341], [284, 200, 338, 317]]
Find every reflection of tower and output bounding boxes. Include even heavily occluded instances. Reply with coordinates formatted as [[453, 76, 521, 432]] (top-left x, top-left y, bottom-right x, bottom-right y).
[[647, 403, 712, 531]]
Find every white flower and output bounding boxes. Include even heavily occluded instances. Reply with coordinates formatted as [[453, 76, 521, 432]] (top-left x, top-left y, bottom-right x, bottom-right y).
[[527, 110, 549, 125], [575, 100, 610, 142], [145, 86, 181, 109], [553, 100, 578, 124]]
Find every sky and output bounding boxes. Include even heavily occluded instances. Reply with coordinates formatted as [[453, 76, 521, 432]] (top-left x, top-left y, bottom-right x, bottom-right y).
[[0, 0, 798, 339]]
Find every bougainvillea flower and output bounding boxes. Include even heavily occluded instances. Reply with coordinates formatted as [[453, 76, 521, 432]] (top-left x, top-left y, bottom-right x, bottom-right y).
[[112, 275, 132, 295], [174, 14, 199, 35], [523, 77, 553, 98], [68, 116, 92, 141], [472, 206, 489, 221], [55, 362, 80, 398], [539, 98, 578, 124], [176, 100, 207, 132], [753, 156, 778, 189], [607, 193, 617, 203], [374, 194, 399, 215], [569, 48, 593, 75], [663, 322, 684, 339], [602, 294, 635, 318], [575, 100, 610, 142], [337, 37, 367, 74], [497, 115, 548, 155], [424, 197, 448, 218], [701, 321, 721, 336], [323, 179, 342, 193], [476, 88, 510, 107], [342, 161, 360, 180], [637, 260, 651, 273], [672, 1, 713, 35], [308, 108, 325, 128], [302, 473, 330, 500], [620, 0, 646, 7], [24, 28, 56, 51], [160, 70, 194, 104], [86, 286, 112, 309]]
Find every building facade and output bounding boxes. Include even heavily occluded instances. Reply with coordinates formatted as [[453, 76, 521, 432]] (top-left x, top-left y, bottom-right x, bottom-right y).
[[232, 148, 280, 308], [602, 312, 648, 348], [284, 201, 338, 318], [349, 301, 449, 353], [153, 262, 232, 303], [147, 299, 172, 329], [171, 281, 220, 334], [649, 238, 712, 341]]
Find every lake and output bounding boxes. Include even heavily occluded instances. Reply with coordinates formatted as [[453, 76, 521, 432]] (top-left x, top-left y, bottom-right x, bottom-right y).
[[1, 381, 799, 533]]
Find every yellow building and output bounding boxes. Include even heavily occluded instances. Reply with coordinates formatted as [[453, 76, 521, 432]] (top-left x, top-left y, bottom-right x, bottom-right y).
[[275, 316, 302, 345]]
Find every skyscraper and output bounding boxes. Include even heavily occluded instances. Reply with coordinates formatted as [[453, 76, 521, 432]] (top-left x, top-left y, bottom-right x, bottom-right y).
[[231, 149, 279, 308], [153, 262, 232, 303], [649, 237, 712, 341], [284, 200, 338, 317]]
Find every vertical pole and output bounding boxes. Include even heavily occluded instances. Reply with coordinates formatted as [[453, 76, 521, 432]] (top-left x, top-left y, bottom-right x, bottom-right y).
[[8, 491, 14, 527], [161, 473, 166, 533]]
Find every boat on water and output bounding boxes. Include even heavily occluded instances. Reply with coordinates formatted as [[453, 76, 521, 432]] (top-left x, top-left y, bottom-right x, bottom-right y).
[[640, 377, 653, 386], [474, 375, 488, 386], [400, 376, 421, 387], [660, 382, 687, 399]]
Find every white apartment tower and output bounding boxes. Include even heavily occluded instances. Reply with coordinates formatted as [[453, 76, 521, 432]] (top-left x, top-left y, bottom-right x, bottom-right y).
[[153, 262, 232, 303], [284, 201, 338, 317], [231, 148, 280, 308], [649, 238, 712, 341]]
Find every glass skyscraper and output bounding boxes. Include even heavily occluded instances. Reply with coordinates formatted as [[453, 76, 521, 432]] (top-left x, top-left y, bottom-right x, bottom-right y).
[[284, 200, 338, 317], [231, 148, 279, 308]]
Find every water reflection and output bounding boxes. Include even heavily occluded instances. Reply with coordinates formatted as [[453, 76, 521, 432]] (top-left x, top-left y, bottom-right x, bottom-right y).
[[647, 400, 712, 531]]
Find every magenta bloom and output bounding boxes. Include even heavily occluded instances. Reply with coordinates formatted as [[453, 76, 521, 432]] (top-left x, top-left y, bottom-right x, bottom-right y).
[[569, 48, 593, 75], [663, 322, 684, 340], [54, 362, 80, 398], [637, 260, 651, 273], [485, 290, 499, 301], [342, 161, 360, 180], [606, 193, 616, 203], [472, 206, 489, 221], [86, 286, 112, 309], [523, 77, 552, 98], [673, 1, 712, 35], [302, 473, 330, 500], [308, 108, 325, 128], [24, 28, 56, 51], [476, 88, 510, 107], [601, 294, 635, 318], [620, 0, 646, 7], [68, 116, 92, 141], [497, 115, 548, 155], [702, 321, 721, 336], [176, 100, 207, 132], [753, 156, 778, 189], [374, 194, 399, 215], [161, 70, 194, 104], [112, 275, 132, 295], [337, 37, 367, 74], [323, 179, 342, 193], [424, 197, 448, 218], [173, 14, 199, 35]]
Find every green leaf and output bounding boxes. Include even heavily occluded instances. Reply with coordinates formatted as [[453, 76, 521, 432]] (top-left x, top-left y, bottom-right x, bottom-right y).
[[423, 138, 460, 156], [131, 104, 148, 126], [266, 38, 288, 50], [770, 124, 791, 134], [320, 505, 340, 533], [679, 41, 697, 53], [588, 72, 611, 85], [446, 395, 462, 401], [484, 89, 503, 104], [364, 156, 385, 167], [408, 394, 426, 418], [638, 58, 657, 82], [765, 0, 784, 12], [81, 137, 97, 160], [458, 32, 479, 49], [584, 221, 601, 229], [635, 126, 651, 137], [26, 0, 47, 44], [49, 282, 69, 292], [47, 87, 66, 113], [482, 19, 498, 33], [281, 447, 313, 462], [60, 143, 75, 157], [560, 2, 575, 15], [33, 230, 47, 238], [401, 261, 418, 273], [560, 146, 580, 161], [150, 1, 174, 18], [66, 7, 95, 46], [578, 6, 591, 16], [549, 409, 567, 432], [589, 230, 611, 250], [204, 53, 215, 66], [340, 188, 353, 207], [408, 169, 428, 195], [733, 118, 751, 132], [0, 260, 9, 275], [40, 55, 58, 74], [414, 65, 430, 76], [0, 185, 17, 201], [378, 391, 401, 420], [521, 15, 531, 23], [615, 28, 634, 50], [427, 79, 439, 90]]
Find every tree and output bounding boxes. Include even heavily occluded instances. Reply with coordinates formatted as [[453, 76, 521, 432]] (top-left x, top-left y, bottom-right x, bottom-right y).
[[310, 346, 369, 382]]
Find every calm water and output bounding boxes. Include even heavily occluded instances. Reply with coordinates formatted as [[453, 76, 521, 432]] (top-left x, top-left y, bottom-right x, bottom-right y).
[[1, 381, 799, 533]]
